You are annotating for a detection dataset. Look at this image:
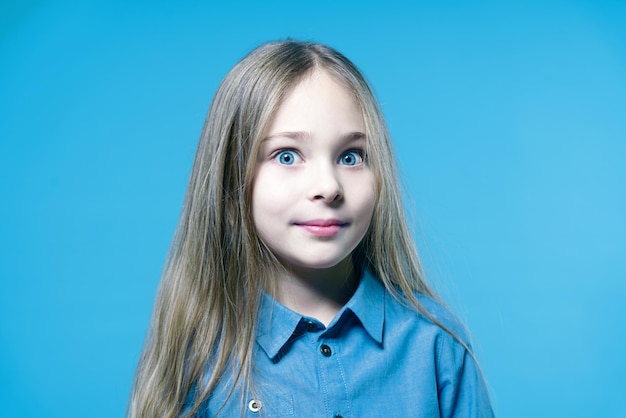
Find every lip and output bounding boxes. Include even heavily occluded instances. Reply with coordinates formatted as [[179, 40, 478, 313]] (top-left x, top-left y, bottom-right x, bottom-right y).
[[294, 219, 348, 237]]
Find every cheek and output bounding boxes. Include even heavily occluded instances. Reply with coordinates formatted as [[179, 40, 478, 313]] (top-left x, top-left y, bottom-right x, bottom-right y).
[[361, 172, 377, 205], [353, 175, 377, 227], [251, 169, 293, 222], [362, 192, 377, 228]]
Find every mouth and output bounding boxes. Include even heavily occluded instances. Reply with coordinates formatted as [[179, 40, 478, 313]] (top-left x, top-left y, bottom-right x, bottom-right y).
[[294, 219, 349, 237]]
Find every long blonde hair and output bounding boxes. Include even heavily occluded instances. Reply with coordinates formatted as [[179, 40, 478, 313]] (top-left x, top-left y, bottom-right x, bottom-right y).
[[129, 40, 440, 417]]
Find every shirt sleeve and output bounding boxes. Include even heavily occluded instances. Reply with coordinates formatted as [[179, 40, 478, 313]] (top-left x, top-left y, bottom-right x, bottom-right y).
[[436, 334, 495, 418]]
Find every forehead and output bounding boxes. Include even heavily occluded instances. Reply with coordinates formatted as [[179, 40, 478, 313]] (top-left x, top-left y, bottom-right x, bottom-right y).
[[265, 69, 365, 137]]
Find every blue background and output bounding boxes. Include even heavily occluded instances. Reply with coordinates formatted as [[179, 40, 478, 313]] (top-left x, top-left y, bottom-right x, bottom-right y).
[[1, 1, 625, 417]]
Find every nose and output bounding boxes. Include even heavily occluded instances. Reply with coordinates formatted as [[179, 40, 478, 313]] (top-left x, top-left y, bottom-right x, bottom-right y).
[[308, 162, 343, 204]]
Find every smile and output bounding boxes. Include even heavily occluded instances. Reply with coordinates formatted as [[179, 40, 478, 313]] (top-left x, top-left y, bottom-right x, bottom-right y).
[[294, 219, 349, 237]]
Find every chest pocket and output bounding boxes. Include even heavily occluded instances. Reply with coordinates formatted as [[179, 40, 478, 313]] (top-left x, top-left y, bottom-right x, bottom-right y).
[[204, 385, 295, 418], [242, 391, 295, 418]]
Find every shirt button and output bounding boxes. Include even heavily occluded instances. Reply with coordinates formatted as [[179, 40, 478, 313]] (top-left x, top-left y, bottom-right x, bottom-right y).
[[334, 415, 343, 418], [320, 344, 332, 357], [305, 321, 317, 331], [248, 399, 262, 412]]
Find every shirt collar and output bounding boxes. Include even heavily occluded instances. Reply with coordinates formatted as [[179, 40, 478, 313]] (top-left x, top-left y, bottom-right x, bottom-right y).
[[342, 268, 385, 345], [256, 269, 385, 361]]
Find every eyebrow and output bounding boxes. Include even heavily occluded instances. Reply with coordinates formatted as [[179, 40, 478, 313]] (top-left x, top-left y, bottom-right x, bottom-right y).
[[262, 131, 366, 142]]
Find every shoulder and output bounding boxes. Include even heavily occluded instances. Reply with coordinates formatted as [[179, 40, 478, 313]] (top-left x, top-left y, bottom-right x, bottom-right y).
[[359, 270, 471, 349], [415, 293, 471, 347], [384, 287, 472, 350], [410, 294, 495, 417]]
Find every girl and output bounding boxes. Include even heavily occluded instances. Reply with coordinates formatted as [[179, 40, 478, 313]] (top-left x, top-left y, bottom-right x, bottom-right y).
[[129, 40, 494, 417]]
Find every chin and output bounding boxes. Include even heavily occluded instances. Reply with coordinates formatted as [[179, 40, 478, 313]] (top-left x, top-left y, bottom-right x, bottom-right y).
[[286, 255, 353, 272]]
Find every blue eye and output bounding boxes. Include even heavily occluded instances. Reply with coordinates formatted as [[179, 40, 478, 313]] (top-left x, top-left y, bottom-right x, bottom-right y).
[[275, 150, 299, 165], [339, 150, 364, 166]]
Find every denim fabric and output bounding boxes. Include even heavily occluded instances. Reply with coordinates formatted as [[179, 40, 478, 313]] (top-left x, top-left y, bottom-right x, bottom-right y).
[[189, 270, 494, 417]]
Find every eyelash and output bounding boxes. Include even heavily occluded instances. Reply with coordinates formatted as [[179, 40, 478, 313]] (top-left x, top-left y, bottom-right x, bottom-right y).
[[272, 149, 302, 165], [340, 149, 366, 166], [270, 148, 367, 166]]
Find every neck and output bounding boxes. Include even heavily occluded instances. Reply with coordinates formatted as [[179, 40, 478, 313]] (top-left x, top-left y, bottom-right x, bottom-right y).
[[275, 258, 359, 326]]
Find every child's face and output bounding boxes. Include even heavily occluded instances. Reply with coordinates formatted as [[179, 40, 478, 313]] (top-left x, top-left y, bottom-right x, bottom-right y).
[[252, 69, 376, 273]]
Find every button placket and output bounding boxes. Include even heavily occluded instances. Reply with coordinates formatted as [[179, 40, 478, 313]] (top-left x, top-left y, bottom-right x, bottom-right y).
[[316, 337, 350, 418]]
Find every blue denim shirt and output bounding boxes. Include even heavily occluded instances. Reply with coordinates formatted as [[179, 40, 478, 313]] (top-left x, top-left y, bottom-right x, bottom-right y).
[[188, 270, 494, 417]]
